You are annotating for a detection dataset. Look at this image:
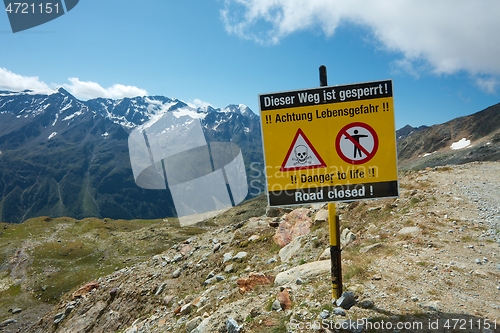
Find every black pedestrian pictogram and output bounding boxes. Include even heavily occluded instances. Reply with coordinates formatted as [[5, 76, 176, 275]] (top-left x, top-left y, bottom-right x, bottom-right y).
[[336, 122, 378, 165], [347, 129, 369, 158]]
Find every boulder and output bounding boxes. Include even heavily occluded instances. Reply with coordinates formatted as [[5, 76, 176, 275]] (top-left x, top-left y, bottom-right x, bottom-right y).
[[273, 208, 312, 247], [274, 260, 330, 286], [279, 236, 303, 262], [237, 272, 274, 293]]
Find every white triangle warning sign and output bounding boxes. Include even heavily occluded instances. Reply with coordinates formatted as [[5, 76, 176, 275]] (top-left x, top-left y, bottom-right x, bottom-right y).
[[280, 128, 326, 171]]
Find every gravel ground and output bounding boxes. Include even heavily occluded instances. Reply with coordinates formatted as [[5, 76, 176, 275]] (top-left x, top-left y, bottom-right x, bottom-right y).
[[444, 162, 500, 242]]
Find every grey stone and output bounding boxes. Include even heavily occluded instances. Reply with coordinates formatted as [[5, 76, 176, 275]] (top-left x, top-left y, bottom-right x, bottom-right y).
[[250, 307, 260, 318], [11, 308, 22, 314], [54, 312, 65, 324], [419, 301, 440, 312], [279, 236, 302, 262], [215, 275, 225, 282], [274, 260, 330, 286], [0, 319, 17, 327], [359, 243, 382, 253], [180, 303, 192, 315], [271, 300, 282, 311], [367, 206, 383, 212], [155, 282, 167, 296], [333, 307, 346, 316], [204, 277, 217, 285], [319, 309, 330, 319], [226, 317, 242, 333], [186, 316, 203, 332], [266, 258, 277, 264], [173, 268, 182, 278], [314, 209, 329, 223], [224, 264, 234, 273], [223, 252, 233, 263], [398, 226, 421, 235], [318, 247, 331, 260], [233, 251, 248, 261], [64, 304, 75, 315], [357, 299, 374, 309], [340, 228, 357, 247], [336, 291, 356, 310]]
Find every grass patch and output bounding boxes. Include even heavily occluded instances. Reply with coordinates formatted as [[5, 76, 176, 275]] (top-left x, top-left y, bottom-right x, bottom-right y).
[[343, 264, 367, 282], [0, 216, 205, 311]]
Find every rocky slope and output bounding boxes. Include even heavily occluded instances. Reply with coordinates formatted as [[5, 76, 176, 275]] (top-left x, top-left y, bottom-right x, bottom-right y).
[[397, 103, 500, 170], [1, 161, 497, 333]]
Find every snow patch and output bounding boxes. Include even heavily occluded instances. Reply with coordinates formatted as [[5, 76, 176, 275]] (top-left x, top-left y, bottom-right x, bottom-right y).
[[62, 110, 83, 121], [52, 113, 59, 126], [102, 132, 109, 137], [172, 107, 206, 119], [450, 138, 471, 150], [421, 151, 437, 157], [48, 132, 57, 140]]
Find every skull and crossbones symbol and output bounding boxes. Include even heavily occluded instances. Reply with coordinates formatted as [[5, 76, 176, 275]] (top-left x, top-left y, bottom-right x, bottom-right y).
[[292, 145, 312, 165]]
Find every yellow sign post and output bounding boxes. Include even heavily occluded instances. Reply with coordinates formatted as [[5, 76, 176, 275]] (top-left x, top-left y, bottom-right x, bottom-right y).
[[260, 74, 398, 299]]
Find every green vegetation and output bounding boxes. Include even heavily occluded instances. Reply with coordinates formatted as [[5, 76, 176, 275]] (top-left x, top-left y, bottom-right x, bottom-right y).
[[0, 215, 205, 321]]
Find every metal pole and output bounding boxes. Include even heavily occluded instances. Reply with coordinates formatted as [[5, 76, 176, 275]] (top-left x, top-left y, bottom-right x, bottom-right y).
[[319, 65, 328, 87], [320, 65, 342, 299], [328, 203, 342, 299]]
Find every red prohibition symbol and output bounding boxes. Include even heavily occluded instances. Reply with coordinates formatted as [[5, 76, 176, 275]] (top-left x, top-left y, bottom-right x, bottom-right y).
[[335, 122, 379, 164]]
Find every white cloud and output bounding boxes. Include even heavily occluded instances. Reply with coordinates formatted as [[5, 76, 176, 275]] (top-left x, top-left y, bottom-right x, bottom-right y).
[[0, 68, 148, 100], [476, 77, 498, 94], [221, 0, 500, 80], [0, 67, 53, 93], [63, 77, 148, 100]]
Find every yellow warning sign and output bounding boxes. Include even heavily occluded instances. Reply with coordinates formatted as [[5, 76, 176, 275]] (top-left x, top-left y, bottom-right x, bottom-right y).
[[259, 79, 398, 206]]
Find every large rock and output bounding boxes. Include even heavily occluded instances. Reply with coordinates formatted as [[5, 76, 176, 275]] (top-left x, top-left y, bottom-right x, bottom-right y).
[[273, 208, 312, 247], [279, 236, 303, 262], [398, 226, 421, 236], [237, 273, 274, 293], [314, 209, 329, 223], [340, 228, 356, 247], [274, 260, 330, 286], [359, 243, 382, 253], [226, 317, 242, 333]]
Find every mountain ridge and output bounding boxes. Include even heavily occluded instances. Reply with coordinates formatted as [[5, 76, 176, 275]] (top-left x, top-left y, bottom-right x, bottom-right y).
[[0, 89, 263, 223], [396, 102, 500, 169]]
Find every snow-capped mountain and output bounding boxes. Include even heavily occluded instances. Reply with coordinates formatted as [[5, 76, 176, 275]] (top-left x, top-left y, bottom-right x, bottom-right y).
[[0, 88, 263, 223]]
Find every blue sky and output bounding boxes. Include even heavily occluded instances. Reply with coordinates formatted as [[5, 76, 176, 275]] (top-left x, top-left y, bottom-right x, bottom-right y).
[[1, 0, 499, 129]]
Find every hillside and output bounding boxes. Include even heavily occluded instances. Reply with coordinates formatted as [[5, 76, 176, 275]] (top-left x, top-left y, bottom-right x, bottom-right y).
[[1, 161, 498, 332], [397, 103, 500, 169]]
